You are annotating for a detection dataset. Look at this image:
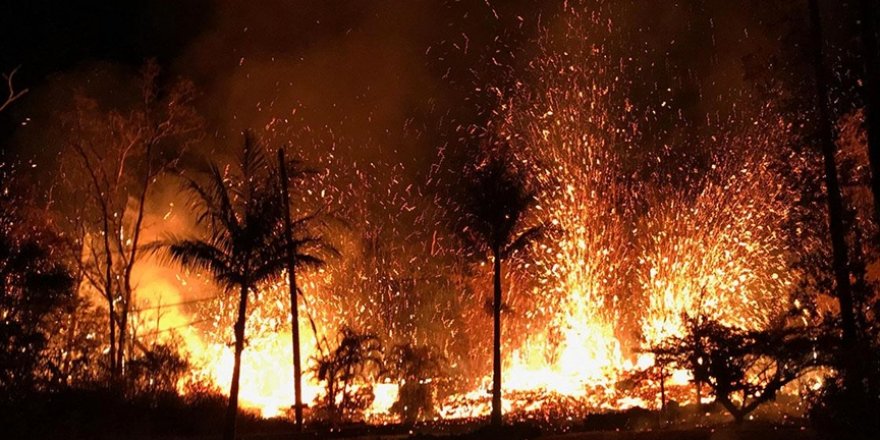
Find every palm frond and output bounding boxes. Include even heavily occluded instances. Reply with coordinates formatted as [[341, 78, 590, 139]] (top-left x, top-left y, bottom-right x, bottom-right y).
[[457, 140, 539, 254], [502, 224, 546, 260], [166, 238, 236, 289]]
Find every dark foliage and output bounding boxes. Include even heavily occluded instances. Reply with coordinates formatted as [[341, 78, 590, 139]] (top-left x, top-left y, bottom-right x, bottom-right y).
[[387, 343, 444, 424], [311, 326, 384, 424], [808, 369, 880, 440], [125, 341, 189, 401], [653, 314, 819, 423], [0, 211, 76, 399], [0, 385, 294, 440]]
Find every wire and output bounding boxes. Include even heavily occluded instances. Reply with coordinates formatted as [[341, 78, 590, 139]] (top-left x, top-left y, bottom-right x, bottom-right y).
[[138, 317, 214, 337], [129, 295, 221, 314]]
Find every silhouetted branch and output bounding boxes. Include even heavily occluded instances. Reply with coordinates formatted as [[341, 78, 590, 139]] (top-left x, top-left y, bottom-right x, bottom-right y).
[[0, 66, 28, 113]]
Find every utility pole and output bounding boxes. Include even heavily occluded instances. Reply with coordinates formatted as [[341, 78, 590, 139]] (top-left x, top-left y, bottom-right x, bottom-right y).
[[278, 147, 304, 432]]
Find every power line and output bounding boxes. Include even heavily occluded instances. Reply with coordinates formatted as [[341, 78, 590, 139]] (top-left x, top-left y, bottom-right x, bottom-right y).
[[129, 295, 221, 314], [138, 317, 214, 337]]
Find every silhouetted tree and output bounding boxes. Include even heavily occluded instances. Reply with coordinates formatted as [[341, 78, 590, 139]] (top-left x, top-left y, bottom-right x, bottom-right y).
[[42, 294, 106, 388], [807, 0, 860, 386], [311, 326, 383, 424], [0, 198, 76, 398], [65, 60, 200, 382], [386, 343, 444, 424], [455, 141, 544, 427], [126, 339, 189, 401], [161, 133, 287, 440], [856, 0, 880, 226], [653, 314, 820, 424]]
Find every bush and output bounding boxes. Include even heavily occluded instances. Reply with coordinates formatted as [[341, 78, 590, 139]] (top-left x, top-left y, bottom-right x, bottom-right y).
[[809, 371, 880, 439]]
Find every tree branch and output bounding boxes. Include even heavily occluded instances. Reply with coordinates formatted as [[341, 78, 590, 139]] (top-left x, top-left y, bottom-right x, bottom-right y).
[[0, 66, 28, 113]]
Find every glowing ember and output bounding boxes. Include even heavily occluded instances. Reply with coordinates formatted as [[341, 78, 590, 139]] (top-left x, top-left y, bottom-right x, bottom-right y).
[[128, 5, 803, 424]]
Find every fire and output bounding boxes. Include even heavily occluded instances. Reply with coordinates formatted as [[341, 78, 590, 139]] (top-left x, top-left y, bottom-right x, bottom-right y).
[[128, 6, 804, 424], [193, 330, 322, 418], [138, 135, 797, 421], [427, 7, 800, 418]]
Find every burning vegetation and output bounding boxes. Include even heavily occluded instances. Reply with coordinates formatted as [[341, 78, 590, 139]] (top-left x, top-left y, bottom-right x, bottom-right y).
[[2, 1, 880, 440]]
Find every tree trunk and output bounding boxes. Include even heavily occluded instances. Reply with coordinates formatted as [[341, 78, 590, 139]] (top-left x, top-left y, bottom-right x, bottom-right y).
[[491, 250, 503, 427], [808, 0, 860, 378], [224, 283, 250, 440], [102, 213, 117, 383], [659, 365, 666, 421], [117, 141, 155, 382], [327, 371, 337, 423], [858, 0, 880, 226], [278, 148, 304, 432], [732, 410, 745, 425], [65, 305, 79, 385], [108, 290, 117, 382], [717, 396, 738, 424]]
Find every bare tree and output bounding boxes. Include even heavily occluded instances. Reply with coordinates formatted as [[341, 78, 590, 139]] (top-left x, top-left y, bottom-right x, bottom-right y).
[[64, 60, 200, 382]]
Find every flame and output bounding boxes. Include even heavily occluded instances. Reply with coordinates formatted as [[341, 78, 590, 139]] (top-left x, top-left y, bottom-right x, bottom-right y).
[[126, 6, 806, 424]]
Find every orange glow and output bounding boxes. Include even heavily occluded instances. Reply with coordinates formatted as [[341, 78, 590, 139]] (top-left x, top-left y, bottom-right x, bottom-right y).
[[128, 9, 804, 424]]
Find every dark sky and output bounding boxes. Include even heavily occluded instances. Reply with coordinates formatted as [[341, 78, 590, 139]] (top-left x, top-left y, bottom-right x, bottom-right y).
[[0, 0, 865, 172]]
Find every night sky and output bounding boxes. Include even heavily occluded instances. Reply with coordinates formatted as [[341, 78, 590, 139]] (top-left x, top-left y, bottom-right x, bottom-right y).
[[0, 1, 866, 176]]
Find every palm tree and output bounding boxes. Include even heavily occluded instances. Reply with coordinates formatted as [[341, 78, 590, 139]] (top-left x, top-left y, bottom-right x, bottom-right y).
[[163, 133, 287, 440], [456, 142, 544, 427]]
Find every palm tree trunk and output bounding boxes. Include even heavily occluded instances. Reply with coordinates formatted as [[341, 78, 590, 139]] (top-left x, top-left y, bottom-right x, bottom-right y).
[[808, 0, 859, 365], [278, 148, 304, 431], [224, 283, 250, 440], [858, 0, 880, 225], [491, 250, 503, 427]]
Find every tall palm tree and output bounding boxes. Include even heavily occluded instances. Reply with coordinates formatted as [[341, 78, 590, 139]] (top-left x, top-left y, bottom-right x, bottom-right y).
[[163, 133, 287, 440], [457, 142, 544, 427]]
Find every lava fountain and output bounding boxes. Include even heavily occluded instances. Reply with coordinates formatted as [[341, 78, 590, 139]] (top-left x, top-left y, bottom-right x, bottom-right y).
[[140, 6, 801, 422]]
